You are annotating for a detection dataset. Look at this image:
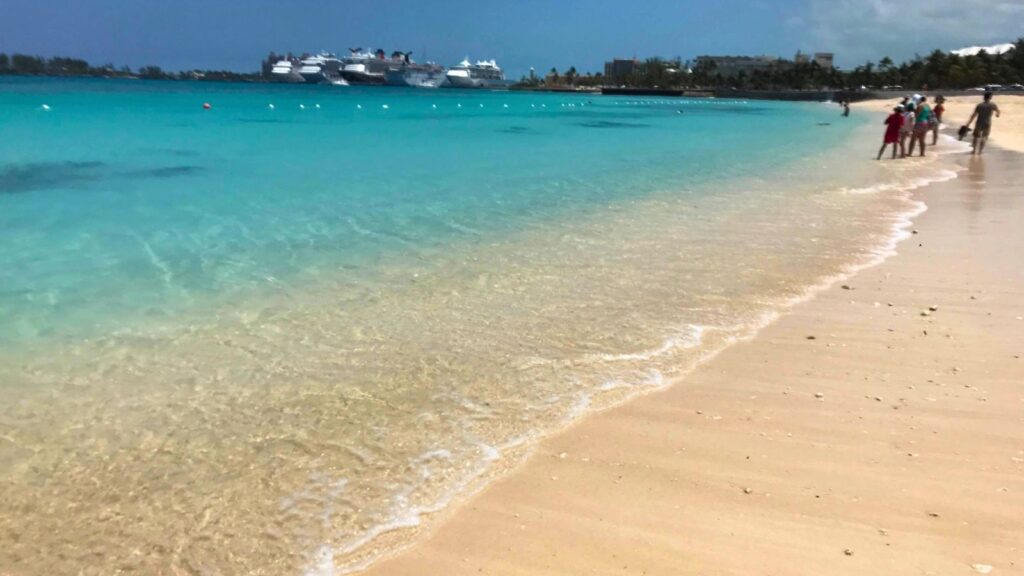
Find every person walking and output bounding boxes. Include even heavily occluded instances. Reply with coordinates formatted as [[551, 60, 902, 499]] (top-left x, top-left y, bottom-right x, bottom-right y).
[[878, 106, 904, 160], [967, 92, 1001, 155]]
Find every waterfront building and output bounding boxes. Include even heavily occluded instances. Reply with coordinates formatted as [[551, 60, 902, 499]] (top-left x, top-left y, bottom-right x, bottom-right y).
[[813, 52, 835, 68], [694, 55, 779, 77], [604, 58, 640, 82]]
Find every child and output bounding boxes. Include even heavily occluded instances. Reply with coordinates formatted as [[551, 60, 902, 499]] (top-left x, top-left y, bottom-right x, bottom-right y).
[[931, 95, 945, 145], [900, 103, 916, 158], [878, 106, 904, 160]]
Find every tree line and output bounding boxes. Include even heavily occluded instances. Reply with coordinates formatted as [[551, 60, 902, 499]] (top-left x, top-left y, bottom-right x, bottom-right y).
[[522, 39, 1023, 91], [0, 53, 260, 82]]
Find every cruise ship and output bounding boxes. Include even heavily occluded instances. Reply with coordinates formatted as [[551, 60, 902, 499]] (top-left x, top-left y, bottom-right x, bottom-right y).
[[297, 52, 346, 84], [445, 58, 507, 89], [383, 52, 448, 88], [340, 48, 390, 85], [269, 58, 305, 83]]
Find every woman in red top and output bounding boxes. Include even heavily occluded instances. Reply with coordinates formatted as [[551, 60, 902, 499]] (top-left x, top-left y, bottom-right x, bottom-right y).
[[878, 106, 904, 160]]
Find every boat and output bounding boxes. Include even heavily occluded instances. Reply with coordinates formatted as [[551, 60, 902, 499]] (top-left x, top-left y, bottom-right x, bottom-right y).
[[383, 52, 447, 88], [269, 59, 305, 83], [340, 48, 389, 85], [298, 52, 345, 84], [445, 58, 507, 89]]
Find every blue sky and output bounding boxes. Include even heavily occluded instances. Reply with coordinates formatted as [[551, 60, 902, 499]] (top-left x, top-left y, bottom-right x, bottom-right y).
[[2, 0, 1021, 76]]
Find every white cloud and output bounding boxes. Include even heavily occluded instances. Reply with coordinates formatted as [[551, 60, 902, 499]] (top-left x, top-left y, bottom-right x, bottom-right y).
[[804, 0, 1024, 66]]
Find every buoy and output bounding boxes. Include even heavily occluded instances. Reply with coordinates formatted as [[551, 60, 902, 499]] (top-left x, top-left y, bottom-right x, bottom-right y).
[[356, 104, 363, 109], [268, 104, 275, 110], [457, 104, 462, 108], [479, 103, 484, 108], [382, 104, 389, 110], [299, 104, 305, 110], [202, 103, 212, 110], [503, 104, 508, 108], [432, 104, 437, 109], [315, 104, 321, 109], [41, 104, 51, 111]]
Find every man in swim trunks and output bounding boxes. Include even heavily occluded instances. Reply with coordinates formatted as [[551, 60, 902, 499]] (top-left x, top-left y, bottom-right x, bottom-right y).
[[968, 92, 1001, 155]]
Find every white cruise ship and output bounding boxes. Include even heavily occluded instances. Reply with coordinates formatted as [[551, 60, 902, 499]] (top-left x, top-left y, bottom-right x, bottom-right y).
[[270, 59, 305, 83], [340, 48, 390, 85], [297, 52, 346, 84], [383, 52, 447, 88], [445, 58, 507, 89]]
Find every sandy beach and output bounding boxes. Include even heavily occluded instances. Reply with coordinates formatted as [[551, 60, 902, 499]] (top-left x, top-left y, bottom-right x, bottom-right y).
[[362, 134, 1024, 572], [855, 94, 1024, 153]]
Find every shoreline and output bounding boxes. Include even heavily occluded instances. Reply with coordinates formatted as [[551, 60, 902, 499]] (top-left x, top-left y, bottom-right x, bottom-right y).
[[852, 94, 1024, 154], [359, 143, 1024, 574]]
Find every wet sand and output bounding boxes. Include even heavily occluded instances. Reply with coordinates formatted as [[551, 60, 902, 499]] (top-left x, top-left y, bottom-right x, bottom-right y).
[[855, 94, 1024, 153], [363, 146, 1024, 573]]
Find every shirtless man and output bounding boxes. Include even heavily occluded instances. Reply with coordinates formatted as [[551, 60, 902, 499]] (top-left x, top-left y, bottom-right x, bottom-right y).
[[967, 92, 1002, 155]]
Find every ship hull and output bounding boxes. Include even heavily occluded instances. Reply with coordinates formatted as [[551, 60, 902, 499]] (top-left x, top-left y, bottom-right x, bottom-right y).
[[385, 68, 448, 88], [445, 72, 482, 88]]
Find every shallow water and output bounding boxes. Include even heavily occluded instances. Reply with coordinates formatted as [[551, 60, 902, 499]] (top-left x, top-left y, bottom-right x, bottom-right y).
[[0, 78, 963, 575]]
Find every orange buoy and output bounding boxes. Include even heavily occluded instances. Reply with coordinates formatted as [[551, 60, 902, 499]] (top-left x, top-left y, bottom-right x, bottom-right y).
[[202, 102, 212, 110]]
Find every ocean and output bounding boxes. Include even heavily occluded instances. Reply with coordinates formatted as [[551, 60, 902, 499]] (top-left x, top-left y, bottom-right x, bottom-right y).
[[0, 78, 961, 574]]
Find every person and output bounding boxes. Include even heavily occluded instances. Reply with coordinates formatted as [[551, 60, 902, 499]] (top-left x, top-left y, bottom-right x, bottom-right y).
[[908, 96, 932, 157], [900, 102, 916, 158], [931, 95, 946, 145], [878, 106, 904, 160], [967, 92, 1001, 155], [842, 100, 851, 117]]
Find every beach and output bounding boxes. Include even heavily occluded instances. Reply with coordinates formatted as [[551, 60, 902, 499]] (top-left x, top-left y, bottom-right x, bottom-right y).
[[361, 136, 1024, 571], [1, 81, 1021, 575], [855, 94, 1024, 153]]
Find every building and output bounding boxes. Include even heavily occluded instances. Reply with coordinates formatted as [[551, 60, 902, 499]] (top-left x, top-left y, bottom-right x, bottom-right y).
[[813, 52, 835, 69], [694, 55, 779, 77], [604, 58, 640, 81], [794, 51, 810, 65]]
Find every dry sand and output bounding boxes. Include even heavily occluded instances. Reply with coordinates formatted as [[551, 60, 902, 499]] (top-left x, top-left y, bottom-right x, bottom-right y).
[[855, 94, 1024, 153], [362, 133, 1024, 573]]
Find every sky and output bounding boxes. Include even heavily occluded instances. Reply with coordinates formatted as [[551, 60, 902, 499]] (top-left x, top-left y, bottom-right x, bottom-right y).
[[1, 0, 1021, 77]]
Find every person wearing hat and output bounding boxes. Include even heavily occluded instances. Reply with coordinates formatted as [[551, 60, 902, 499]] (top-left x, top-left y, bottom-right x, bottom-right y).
[[931, 95, 946, 145]]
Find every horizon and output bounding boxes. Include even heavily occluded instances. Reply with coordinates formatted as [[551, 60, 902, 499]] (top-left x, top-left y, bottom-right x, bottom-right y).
[[3, 1, 1023, 78]]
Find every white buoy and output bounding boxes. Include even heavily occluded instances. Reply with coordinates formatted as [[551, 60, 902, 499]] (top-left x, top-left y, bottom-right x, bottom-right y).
[[268, 103, 275, 110], [479, 103, 484, 108], [382, 104, 389, 110], [457, 104, 462, 108], [432, 104, 437, 109], [356, 104, 363, 109], [541, 104, 546, 108], [299, 104, 306, 110], [41, 104, 51, 111], [531, 104, 535, 108], [503, 104, 509, 108], [315, 104, 321, 109]]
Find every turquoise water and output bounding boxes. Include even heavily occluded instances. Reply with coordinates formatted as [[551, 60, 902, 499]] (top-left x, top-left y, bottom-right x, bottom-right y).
[[1, 78, 851, 346], [3, 78, 959, 575]]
